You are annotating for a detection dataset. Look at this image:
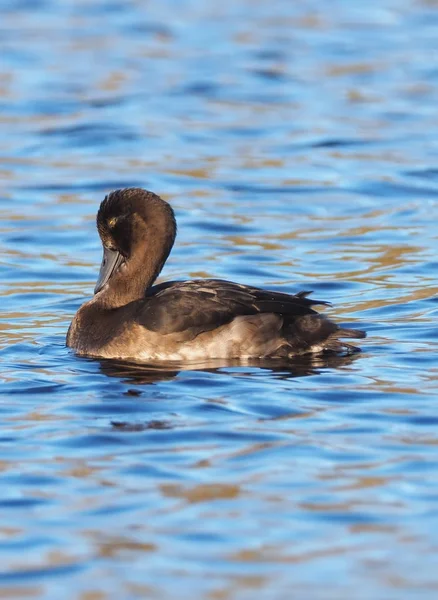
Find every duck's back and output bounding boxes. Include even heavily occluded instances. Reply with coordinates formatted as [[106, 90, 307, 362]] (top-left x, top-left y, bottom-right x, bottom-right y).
[[117, 279, 365, 361]]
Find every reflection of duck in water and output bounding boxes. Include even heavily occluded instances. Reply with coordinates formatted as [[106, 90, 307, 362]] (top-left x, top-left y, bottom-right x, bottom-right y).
[[97, 352, 363, 386], [67, 188, 365, 362]]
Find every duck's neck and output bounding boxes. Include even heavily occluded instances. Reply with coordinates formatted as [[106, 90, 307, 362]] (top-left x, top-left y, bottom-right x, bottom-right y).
[[96, 222, 176, 310]]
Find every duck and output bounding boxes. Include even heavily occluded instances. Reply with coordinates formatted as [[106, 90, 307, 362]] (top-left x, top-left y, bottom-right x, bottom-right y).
[[66, 188, 366, 362]]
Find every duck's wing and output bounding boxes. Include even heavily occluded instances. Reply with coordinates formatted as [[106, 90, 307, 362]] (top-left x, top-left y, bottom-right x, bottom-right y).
[[136, 279, 329, 336]]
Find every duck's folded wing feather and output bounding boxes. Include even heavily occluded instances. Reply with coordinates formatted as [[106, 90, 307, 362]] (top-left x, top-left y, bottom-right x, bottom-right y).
[[136, 279, 329, 336]]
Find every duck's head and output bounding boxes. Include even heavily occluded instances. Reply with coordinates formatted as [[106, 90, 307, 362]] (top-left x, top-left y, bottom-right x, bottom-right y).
[[94, 188, 176, 305]]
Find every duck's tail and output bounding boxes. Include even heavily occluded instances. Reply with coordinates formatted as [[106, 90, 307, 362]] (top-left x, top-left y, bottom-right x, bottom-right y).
[[283, 314, 366, 356], [322, 326, 367, 355]]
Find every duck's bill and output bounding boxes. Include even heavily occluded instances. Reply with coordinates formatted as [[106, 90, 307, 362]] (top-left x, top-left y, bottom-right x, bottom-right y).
[[94, 247, 124, 294]]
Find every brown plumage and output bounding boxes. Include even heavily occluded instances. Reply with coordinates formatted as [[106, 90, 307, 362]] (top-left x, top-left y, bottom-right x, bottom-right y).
[[66, 188, 366, 362]]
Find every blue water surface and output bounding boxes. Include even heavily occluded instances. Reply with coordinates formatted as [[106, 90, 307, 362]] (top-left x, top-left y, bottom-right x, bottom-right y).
[[1, 0, 438, 598]]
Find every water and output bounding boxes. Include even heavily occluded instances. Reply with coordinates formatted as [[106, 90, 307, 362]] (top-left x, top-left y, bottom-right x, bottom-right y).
[[1, 0, 438, 598]]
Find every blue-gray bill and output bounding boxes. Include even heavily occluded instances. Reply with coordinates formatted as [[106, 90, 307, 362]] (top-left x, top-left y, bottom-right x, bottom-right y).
[[94, 247, 124, 294]]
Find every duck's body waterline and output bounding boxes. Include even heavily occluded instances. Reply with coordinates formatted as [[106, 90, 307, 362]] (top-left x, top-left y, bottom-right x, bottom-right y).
[[67, 188, 366, 362]]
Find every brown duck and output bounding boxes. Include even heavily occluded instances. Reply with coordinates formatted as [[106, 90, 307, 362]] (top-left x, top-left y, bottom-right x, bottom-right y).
[[67, 188, 366, 361]]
